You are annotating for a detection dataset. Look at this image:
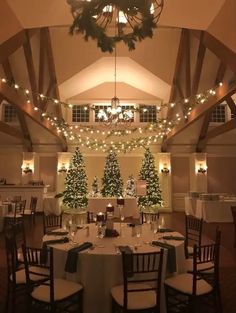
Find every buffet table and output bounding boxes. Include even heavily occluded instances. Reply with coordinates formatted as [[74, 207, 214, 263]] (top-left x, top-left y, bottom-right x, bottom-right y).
[[43, 223, 185, 313], [195, 199, 236, 222], [88, 197, 139, 218]]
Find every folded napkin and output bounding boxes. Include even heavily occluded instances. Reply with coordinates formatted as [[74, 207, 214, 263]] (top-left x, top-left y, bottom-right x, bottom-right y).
[[65, 242, 93, 273], [119, 246, 133, 276], [152, 241, 176, 273], [162, 235, 185, 241], [41, 237, 69, 263], [159, 228, 174, 233], [46, 231, 69, 236]]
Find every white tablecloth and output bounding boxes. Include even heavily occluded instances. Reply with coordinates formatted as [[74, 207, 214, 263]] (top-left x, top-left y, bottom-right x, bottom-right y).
[[184, 197, 198, 216], [43, 197, 60, 215], [43, 223, 185, 313], [195, 199, 236, 222], [88, 197, 139, 218], [0, 202, 11, 231]]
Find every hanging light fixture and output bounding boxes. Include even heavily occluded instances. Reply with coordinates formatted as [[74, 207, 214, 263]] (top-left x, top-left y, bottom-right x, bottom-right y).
[[97, 38, 133, 125], [67, 0, 164, 52]]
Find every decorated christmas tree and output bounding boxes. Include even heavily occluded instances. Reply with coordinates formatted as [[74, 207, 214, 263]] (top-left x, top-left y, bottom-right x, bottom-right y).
[[91, 176, 99, 196], [101, 150, 123, 197], [60, 147, 88, 210], [138, 148, 163, 210]]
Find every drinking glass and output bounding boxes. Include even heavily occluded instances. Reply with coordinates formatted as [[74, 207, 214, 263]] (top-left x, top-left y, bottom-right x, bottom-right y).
[[135, 225, 142, 247], [152, 221, 159, 241]]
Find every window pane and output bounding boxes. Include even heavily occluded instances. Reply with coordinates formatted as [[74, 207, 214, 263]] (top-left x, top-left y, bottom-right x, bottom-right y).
[[72, 105, 89, 122], [210, 105, 225, 123], [4, 104, 17, 123], [139, 105, 157, 123]]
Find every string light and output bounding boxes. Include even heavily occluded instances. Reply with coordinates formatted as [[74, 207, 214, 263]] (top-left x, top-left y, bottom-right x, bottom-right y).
[[0, 76, 223, 153]]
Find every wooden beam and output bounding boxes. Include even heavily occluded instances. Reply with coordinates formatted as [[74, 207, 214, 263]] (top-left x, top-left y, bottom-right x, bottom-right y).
[[0, 29, 37, 64], [38, 28, 46, 94], [226, 97, 236, 115], [200, 118, 236, 144], [23, 30, 39, 109], [0, 120, 27, 141], [43, 28, 62, 118], [192, 31, 236, 74], [0, 81, 67, 151], [196, 62, 226, 152], [164, 82, 236, 143], [2, 58, 33, 151], [185, 29, 191, 97], [192, 32, 206, 95]]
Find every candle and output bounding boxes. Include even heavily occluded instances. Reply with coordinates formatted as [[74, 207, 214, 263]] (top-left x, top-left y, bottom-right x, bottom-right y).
[[106, 203, 114, 212], [97, 212, 105, 222], [117, 197, 125, 206]]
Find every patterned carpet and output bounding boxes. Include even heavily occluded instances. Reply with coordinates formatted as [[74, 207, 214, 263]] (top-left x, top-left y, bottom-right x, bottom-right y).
[[0, 213, 236, 313]]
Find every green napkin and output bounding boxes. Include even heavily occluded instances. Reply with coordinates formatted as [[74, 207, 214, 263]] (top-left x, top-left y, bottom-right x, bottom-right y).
[[162, 235, 185, 241], [65, 242, 93, 273], [159, 228, 174, 233], [46, 231, 69, 236], [152, 241, 176, 273]]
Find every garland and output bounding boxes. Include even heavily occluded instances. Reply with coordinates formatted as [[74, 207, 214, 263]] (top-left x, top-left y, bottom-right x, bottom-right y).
[[67, 0, 163, 53]]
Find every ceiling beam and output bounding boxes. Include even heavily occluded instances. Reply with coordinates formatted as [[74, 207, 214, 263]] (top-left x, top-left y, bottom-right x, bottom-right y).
[[226, 97, 236, 115], [0, 120, 26, 139], [0, 29, 37, 64], [43, 28, 62, 118], [192, 31, 236, 74], [0, 81, 67, 151], [2, 58, 33, 152], [192, 32, 206, 95], [23, 30, 39, 109], [200, 118, 236, 144], [164, 82, 236, 143], [38, 28, 46, 94], [185, 29, 191, 98], [196, 61, 226, 152]]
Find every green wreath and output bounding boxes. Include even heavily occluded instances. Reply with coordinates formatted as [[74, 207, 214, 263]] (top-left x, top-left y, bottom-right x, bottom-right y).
[[68, 0, 162, 53]]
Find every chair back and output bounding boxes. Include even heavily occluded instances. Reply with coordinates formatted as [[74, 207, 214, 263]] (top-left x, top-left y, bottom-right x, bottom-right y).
[[4, 222, 26, 283], [141, 212, 159, 224], [122, 250, 164, 311], [30, 197, 37, 214], [185, 215, 203, 257], [192, 230, 221, 294], [43, 213, 62, 234]]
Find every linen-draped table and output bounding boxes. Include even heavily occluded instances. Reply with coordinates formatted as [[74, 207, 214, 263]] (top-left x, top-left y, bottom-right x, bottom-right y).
[[43, 223, 185, 313], [195, 199, 236, 222]]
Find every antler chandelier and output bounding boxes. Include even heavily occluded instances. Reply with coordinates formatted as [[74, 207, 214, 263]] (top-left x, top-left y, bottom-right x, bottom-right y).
[[67, 0, 164, 53]]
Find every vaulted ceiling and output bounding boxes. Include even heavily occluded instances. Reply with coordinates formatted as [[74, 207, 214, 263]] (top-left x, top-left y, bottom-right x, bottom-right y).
[[0, 0, 236, 153]]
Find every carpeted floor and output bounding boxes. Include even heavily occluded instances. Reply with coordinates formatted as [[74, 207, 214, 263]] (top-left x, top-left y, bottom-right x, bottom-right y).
[[0, 212, 236, 313]]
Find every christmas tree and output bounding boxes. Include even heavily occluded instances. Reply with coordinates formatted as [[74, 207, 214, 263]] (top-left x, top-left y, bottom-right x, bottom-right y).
[[138, 148, 163, 210], [101, 150, 123, 197], [61, 147, 88, 210]]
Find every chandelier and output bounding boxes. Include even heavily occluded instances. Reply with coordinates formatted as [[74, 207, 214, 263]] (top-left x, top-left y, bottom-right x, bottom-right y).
[[97, 45, 134, 125], [67, 0, 164, 52]]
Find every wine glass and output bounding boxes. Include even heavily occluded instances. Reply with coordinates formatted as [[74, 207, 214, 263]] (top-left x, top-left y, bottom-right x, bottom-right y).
[[135, 225, 142, 248], [152, 221, 159, 241]]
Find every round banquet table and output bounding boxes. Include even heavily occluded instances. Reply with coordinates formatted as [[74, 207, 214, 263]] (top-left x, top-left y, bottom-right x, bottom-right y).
[[43, 223, 185, 313]]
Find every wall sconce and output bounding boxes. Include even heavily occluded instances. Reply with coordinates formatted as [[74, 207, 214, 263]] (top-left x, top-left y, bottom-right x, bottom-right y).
[[197, 164, 207, 174], [161, 164, 170, 175], [22, 163, 33, 174], [58, 163, 68, 173]]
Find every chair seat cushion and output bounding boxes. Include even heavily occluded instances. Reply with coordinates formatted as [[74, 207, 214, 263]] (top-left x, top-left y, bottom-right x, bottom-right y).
[[31, 278, 83, 302], [11, 267, 50, 284], [111, 283, 157, 310], [187, 246, 194, 255], [165, 273, 212, 296], [5, 214, 22, 219], [24, 209, 32, 215], [184, 259, 214, 274]]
